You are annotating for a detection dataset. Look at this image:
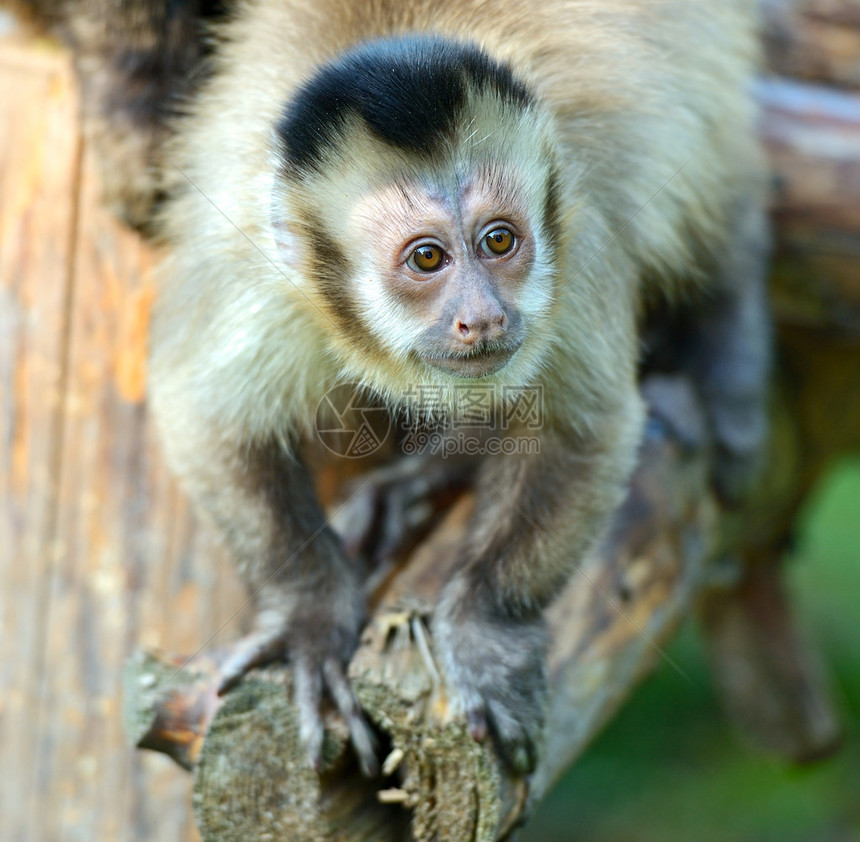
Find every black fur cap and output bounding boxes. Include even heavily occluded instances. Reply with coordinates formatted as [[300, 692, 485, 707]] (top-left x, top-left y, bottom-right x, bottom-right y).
[[276, 35, 533, 173]]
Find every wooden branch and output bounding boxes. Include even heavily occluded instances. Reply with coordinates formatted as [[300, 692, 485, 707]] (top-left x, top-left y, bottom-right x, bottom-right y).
[[761, 0, 860, 90], [759, 76, 860, 332], [123, 371, 848, 840], [700, 562, 842, 763], [122, 651, 225, 772]]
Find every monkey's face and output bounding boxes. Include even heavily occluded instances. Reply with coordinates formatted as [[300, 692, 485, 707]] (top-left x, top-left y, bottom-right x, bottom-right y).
[[344, 170, 542, 379], [273, 55, 562, 394], [275, 150, 561, 397]]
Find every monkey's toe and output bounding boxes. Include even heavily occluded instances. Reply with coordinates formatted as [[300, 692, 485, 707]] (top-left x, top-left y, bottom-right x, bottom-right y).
[[294, 654, 379, 776], [330, 454, 472, 569], [471, 693, 542, 774], [217, 609, 379, 776], [708, 398, 768, 506], [641, 374, 707, 453], [216, 626, 286, 695], [434, 606, 548, 776]]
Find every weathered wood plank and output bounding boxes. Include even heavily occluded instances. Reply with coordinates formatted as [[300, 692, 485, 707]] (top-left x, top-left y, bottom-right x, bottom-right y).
[[31, 125, 246, 840], [0, 23, 246, 842], [0, 32, 82, 842]]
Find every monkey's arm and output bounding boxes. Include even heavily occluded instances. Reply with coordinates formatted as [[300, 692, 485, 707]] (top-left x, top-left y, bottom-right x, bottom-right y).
[[162, 426, 378, 775], [644, 186, 772, 506], [433, 403, 643, 774]]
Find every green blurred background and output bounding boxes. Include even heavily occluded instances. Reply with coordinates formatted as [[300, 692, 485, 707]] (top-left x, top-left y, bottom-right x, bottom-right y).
[[524, 457, 860, 842]]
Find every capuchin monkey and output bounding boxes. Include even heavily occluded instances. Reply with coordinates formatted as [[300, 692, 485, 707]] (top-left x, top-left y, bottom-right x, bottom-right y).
[[27, 0, 771, 776]]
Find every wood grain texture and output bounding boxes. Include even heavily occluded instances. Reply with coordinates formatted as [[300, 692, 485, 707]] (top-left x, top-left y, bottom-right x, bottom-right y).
[[0, 32, 82, 842], [762, 0, 860, 90], [0, 23, 247, 842]]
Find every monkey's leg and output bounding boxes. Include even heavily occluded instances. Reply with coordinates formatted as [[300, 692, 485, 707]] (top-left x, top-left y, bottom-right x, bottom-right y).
[[58, 0, 216, 228], [171, 433, 378, 775], [692, 196, 772, 503], [432, 412, 641, 774]]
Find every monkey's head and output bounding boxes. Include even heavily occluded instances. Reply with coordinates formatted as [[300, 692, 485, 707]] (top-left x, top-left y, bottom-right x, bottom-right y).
[[272, 35, 563, 400]]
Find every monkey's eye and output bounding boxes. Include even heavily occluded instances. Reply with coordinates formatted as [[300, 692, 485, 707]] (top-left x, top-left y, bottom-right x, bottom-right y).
[[481, 227, 516, 257], [407, 243, 445, 273]]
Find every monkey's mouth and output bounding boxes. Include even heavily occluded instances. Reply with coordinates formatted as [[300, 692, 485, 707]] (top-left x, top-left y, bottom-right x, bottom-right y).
[[421, 342, 521, 378]]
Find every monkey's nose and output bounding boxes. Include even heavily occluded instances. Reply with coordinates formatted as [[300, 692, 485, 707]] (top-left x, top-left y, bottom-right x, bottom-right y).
[[454, 312, 507, 345]]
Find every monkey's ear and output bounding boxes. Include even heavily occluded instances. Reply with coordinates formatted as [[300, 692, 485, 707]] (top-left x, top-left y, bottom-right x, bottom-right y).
[[272, 217, 302, 267], [270, 172, 304, 266]]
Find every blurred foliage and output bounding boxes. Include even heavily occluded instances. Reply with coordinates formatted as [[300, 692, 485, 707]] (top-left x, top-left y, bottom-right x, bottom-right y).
[[524, 457, 860, 842]]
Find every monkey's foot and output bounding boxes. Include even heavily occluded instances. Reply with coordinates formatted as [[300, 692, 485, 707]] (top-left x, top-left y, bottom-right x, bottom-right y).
[[641, 374, 707, 453], [707, 391, 768, 505], [641, 373, 767, 505], [330, 454, 473, 571], [217, 607, 378, 777], [433, 607, 548, 775]]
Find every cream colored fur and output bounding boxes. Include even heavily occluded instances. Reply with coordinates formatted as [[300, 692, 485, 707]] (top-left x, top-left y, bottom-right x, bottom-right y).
[[150, 0, 760, 454]]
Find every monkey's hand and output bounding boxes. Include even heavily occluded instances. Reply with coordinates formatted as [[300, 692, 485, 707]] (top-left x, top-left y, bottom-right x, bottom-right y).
[[217, 586, 378, 777], [433, 597, 548, 775]]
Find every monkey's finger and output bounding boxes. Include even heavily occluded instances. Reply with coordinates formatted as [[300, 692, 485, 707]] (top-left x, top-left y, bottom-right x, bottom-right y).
[[322, 658, 379, 777], [329, 488, 378, 559], [640, 375, 705, 454], [465, 705, 489, 743], [294, 656, 325, 771], [217, 631, 285, 695], [485, 697, 539, 775]]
